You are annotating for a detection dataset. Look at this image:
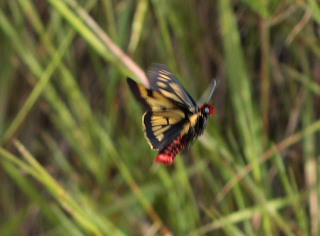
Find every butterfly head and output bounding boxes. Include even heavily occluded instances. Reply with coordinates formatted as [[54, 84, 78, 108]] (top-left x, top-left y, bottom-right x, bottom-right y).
[[200, 104, 214, 116]]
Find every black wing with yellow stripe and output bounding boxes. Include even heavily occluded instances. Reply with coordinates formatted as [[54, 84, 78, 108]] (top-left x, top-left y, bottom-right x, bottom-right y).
[[127, 78, 188, 150], [143, 111, 186, 150], [147, 64, 198, 112]]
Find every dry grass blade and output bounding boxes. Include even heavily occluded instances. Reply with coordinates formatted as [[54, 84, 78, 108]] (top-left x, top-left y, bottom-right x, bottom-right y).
[[216, 120, 320, 204]]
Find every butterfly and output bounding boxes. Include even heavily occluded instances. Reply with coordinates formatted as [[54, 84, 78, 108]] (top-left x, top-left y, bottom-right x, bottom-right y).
[[127, 64, 216, 165]]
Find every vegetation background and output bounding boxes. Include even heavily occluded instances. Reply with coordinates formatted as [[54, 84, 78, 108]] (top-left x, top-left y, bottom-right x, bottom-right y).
[[0, 0, 319, 235]]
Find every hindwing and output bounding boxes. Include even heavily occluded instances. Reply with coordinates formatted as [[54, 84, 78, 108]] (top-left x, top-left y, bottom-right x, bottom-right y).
[[143, 110, 188, 150]]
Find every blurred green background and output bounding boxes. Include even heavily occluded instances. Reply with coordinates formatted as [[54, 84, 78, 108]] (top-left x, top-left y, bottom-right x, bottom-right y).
[[1, 0, 320, 235]]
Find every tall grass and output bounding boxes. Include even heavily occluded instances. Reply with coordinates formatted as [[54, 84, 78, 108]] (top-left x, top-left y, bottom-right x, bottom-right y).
[[0, 0, 319, 235]]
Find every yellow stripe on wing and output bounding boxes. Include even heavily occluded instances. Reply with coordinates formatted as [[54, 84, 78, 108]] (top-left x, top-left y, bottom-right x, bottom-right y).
[[136, 83, 179, 111]]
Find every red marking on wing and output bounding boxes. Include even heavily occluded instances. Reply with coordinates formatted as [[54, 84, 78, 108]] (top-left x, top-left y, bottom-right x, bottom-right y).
[[155, 136, 187, 165]]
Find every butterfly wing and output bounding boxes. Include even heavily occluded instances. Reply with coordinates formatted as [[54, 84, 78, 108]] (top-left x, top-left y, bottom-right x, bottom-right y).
[[143, 110, 187, 150], [127, 78, 182, 112], [127, 78, 189, 150], [147, 64, 198, 112]]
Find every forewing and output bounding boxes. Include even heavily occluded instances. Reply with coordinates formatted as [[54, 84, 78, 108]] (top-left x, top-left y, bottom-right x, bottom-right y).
[[147, 64, 198, 112], [127, 78, 179, 112], [143, 110, 188, 150]]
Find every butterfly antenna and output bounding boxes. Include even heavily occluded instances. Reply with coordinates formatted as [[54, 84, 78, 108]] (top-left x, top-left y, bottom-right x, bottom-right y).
[[198, 79, 217, 104], [207, 79, 217, 102]]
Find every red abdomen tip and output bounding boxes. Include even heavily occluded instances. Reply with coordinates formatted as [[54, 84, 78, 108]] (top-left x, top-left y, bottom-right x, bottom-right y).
[[155, 154, 174, 165], [154, 136, 187, 165]]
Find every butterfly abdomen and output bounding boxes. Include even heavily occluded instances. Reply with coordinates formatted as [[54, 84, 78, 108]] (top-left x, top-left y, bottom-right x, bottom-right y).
[[155, 136, 188, 165]]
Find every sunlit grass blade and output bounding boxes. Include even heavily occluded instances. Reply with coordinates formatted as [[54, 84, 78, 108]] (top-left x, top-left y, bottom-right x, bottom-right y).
[[219, 0, 264, 182]]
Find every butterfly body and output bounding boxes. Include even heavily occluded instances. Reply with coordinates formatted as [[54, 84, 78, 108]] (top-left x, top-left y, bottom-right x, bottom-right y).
[[127, 64, 215, 165]]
